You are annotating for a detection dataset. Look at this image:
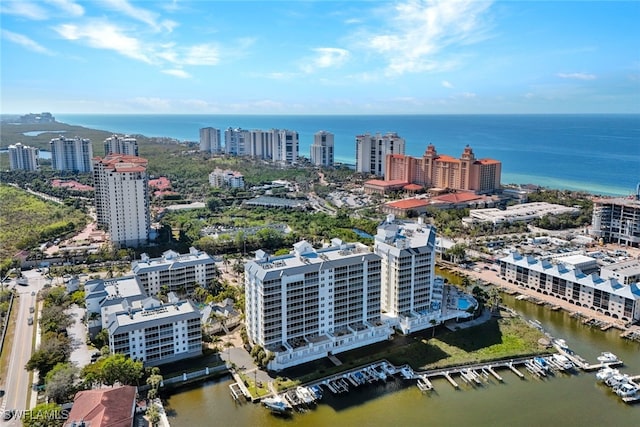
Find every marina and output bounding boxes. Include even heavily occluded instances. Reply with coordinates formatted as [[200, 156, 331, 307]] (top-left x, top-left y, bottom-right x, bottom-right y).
[[166, 296, 639, 427]]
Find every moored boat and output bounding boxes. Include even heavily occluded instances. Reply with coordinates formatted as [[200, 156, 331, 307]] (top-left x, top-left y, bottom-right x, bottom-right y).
[[615, 382, 639, 398], [596, 367, 619, 382], [262, 397, 292, 414], [597, 352, 619, 363], [551, 354, 574, 370]]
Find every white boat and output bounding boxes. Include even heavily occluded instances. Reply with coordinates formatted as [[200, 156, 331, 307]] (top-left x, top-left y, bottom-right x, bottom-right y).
[[605, 373, 629, 388], [615, 382, 638, 397], [597, 352, 619, 363], [295, 386, 316, 405], [262, 397, 291, 414], [595, 367, 619, 382], [551, 354, 574, 370]]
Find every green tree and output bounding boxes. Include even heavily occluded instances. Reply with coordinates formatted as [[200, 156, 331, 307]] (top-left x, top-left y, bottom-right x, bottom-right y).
[[145, 404, 161, 427], [101, 353, 144, 386], [21, 402, 66, 427], [26, 333, 71, 379], [146, 367, 164, 400], [44, 362, 79, 403]]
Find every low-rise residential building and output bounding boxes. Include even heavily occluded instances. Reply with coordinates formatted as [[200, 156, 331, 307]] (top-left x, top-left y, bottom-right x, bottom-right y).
[[64, 385, 137, 427], [499, 251, 640, 323], [245, 239, 393, 371], [85, 276, 146, 336], [107, 296, 202, 366], [201, 298, 241, 334], [465, 202, 580, 225], [600, 259, 640, 285], [132, 247, 217, 296], [209, 168, 245, 189]]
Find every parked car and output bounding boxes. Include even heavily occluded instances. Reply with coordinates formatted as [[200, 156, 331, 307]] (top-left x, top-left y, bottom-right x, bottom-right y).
[[28, 317, 33, 325]]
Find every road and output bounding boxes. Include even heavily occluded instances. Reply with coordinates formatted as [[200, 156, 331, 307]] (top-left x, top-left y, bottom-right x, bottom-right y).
[[1, 271, 46, 426]]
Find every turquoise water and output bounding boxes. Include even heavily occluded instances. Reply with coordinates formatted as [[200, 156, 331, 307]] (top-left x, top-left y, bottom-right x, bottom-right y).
[[55, 114, 640, 196]]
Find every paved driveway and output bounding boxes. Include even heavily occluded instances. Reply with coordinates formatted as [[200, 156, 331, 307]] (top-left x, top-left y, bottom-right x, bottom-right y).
[[67, 305, 92, 368]]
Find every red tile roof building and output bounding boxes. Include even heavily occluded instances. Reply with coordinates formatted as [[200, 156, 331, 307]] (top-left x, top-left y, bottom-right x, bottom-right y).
[[385, 144, 502, 194], [64, 385, 137, 427]]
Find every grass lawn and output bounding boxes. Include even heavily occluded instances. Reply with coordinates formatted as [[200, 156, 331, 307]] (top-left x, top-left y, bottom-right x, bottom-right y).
[[277, 314, 548, 385]]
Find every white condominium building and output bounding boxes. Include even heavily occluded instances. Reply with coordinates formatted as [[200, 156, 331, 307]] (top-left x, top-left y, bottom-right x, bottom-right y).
[[209, 168, 245, 189], [374, 216, 446, 334], [200, 127, 221, 154], [132, 247, 218, 296], [245, 239, 392, 371], [225, 127, 250, 156], [273, 129, 299, 164], [107, 296, 202, 366], [591, 194, 640, 248], [50, 136, 94, 172], [356, 132, 405, 176], [310, 130, 334, 167], [499, 251, 640, 323], [249, 130, 274, 159], [8, 143, 40, 171], [93, 154, 150, 248], [104, 134, 139, 156]]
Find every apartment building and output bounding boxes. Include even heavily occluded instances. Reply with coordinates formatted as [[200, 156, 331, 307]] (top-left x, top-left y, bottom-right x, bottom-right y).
[[7, 143, 40, 171], [591, 195, 640, 248], [85, 276, 147, 335], [209, 168, 245, 189], [132, 247, 217, 296], [600, 259, 640, 285], [385, 144, 502, 194], [249, 129, 274, 159], [107, 296, 202, 366], [245, 239, 392, 371], [273, 129, 299, 165], [310, 130, 334, 167], [50, 136, 94, 172], [374, 216, 446, 334], [356, 132, 405, 176], [93, 154, 150, 247], [104, 134, 139, 156], [225, 127, 250, 156], [499, 251, 640, 323], [200, 127, 222, 154]]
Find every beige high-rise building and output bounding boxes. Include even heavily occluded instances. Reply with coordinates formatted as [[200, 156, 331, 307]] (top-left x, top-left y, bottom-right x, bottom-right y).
[[385, 144, 501, 194], [93, 154, 150, 247]]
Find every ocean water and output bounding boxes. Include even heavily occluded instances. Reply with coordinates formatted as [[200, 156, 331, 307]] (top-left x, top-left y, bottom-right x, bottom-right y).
[[55, 114, 640, 196]]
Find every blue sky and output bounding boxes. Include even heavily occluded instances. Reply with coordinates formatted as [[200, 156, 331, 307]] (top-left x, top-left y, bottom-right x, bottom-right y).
[[1, 0, 639, 114]]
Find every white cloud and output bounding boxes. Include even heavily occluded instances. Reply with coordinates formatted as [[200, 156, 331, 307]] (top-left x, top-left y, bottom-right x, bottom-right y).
[[102, 0, 177, 32], [162, 69, 191, 79], [557, 72, 596, 80], [55, 22, 152, 63], [442, 80, 454, 88], [301, 47, 350, 73], [182, 44, 219, 65], [0, 1, 49, 20], [361, 0, 494, 76], [2, 29, 54, 55], [44, 0, 84, 17]]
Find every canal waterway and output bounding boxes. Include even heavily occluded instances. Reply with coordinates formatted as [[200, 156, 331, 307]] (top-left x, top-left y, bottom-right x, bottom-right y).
[[165, 295, 639, 426]]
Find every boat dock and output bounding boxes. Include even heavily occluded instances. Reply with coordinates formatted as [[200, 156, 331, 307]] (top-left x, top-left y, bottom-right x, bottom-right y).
[[258, 334, 632, 414]]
